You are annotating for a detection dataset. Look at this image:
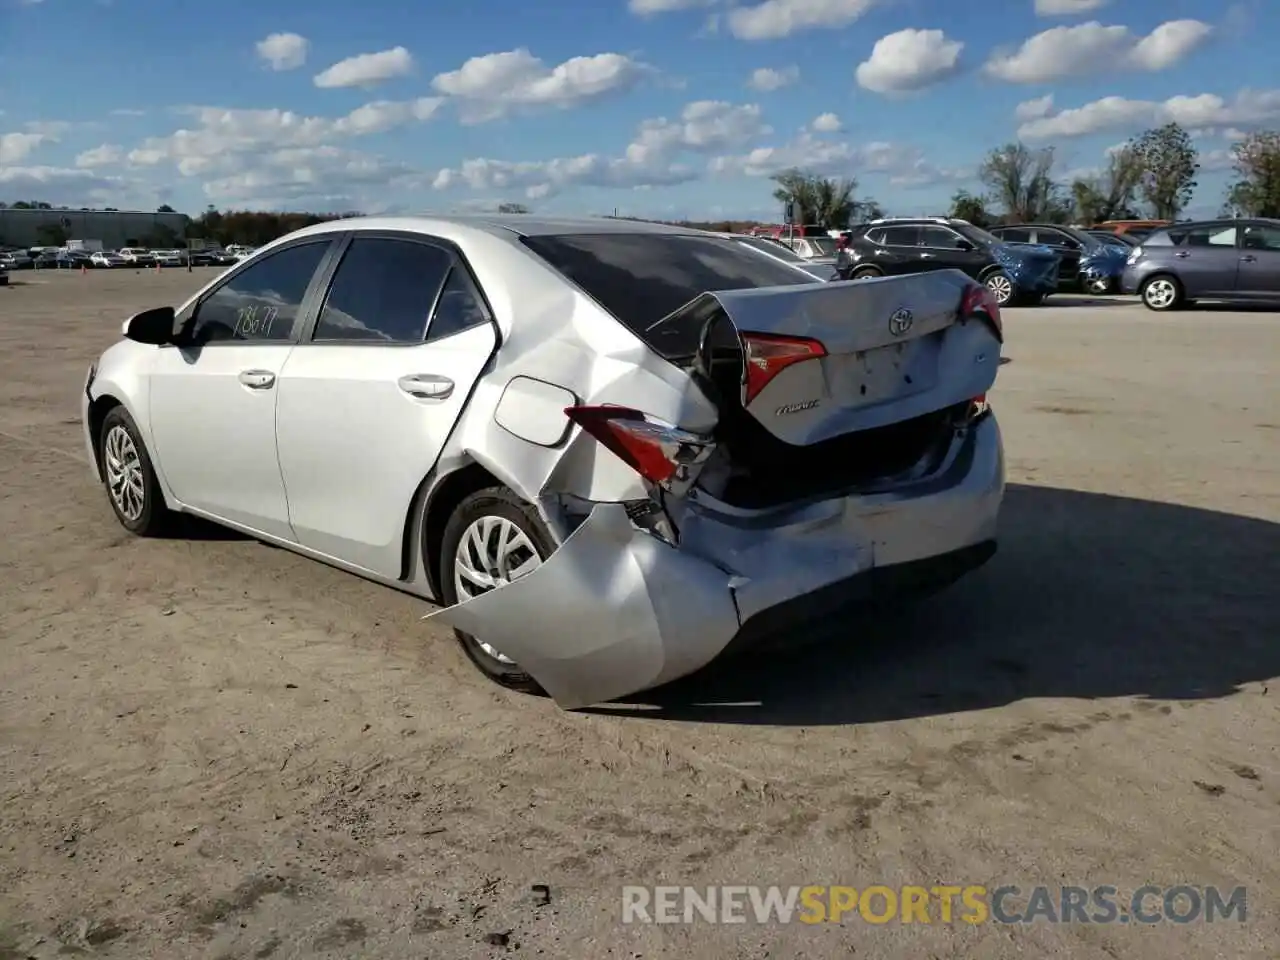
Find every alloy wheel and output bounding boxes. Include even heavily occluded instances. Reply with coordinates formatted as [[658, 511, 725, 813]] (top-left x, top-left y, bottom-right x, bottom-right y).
[[986, 274, 1014, 305], [1143, 278, 1177, 309], [453, 515, 542, 664], [103, 424, 145, 522]]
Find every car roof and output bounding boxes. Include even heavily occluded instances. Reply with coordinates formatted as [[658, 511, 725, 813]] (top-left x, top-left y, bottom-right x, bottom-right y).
[[284, 214, 706, 249]]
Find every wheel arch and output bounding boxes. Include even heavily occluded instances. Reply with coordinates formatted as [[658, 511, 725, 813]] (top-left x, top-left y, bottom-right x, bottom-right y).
[[416, 460, 505, 600], [978, 263, 1006, 282], [86, 393, 125, 478]]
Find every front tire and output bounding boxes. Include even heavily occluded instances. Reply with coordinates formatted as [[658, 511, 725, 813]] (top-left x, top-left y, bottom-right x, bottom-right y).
[[984, 271, 1014, 307], [1083, 275, 1113, 295], [98, 407, 172, 536], [439, 486, 554, 696], [1140, 275, 1183, 311]]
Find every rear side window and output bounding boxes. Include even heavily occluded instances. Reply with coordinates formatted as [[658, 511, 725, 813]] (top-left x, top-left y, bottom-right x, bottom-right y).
[[190, 241, 329, 344], [520, 233, 811, 356], [313, 238, 452, 342]]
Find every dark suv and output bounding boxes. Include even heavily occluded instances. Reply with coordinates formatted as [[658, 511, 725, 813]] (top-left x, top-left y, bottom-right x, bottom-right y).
[[842, 217, 1061, 306], [989, 223, 1130, 294], [1121, 218, 1280, 311]]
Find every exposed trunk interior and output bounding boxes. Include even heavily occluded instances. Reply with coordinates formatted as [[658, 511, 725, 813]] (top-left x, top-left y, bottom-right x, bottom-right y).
[[690, 341, 965, 509]]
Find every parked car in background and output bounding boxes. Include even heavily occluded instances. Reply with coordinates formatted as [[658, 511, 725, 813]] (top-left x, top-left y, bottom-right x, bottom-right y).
[[118, 248, 158, 266], [713, 232, 838, 280], [989, 223, 1129, 294], [82, 215, 1005, 709], [32, 250, 62, 269], [90, 251, 128, 268], [1, 250, 34, 270], [1095, 219, 1169, 242], [1121, 218, 1280, 311], [207, 250, 239, 266], [153, 249, 184, 267], [0, 261, 8, 286], [55, 250, 95, 270], [777, 234, 839, 260], [842, 217, 1060, 306]]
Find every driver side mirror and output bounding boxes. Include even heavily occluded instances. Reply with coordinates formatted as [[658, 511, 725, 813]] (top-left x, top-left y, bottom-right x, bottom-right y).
[[955, 239, 974, 251], [122, 306, 176, 345]]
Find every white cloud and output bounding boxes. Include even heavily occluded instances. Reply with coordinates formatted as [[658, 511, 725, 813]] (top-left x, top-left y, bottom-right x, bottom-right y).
[[431, 49, 649, 124], [985, 20, 1212, 83], [1015, 94, 1056, 121], [1017, 88, 1280, 140], [747, 66, 799, 91], [708, 131, 969, 188], [0, 166, 159, 209], [75, 144, 124, 168], [199, 146, 425, 209], [810, 112, 842, 132], [124, 99, 443, 176], [727, 0, 878, 41], [855, 28, 963, 94], [255, 32, 309, 71], [0, 132, 49, 164], [313, 46, 414, 89], [431, 99, 766, 199], [628, 0, 713, 12], [1035, 0, 1109, 14]]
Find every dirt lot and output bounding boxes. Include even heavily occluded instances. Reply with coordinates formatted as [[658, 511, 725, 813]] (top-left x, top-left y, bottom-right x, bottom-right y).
[[1, 268, 1278, 960]]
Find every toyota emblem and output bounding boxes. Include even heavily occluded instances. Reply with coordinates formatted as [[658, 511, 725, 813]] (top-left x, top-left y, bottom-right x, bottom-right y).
[[889, 308, 914, 336]]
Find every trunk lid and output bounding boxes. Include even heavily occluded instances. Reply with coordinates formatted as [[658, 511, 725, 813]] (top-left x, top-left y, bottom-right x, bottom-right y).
[[654, 268, 1000, 447]]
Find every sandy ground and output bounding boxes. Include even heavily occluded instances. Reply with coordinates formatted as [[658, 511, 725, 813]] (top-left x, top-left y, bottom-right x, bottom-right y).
[[1, 268, 1277, 960]]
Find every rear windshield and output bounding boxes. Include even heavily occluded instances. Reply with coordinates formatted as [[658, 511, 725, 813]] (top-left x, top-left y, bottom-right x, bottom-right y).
[[520, 233, 812, 355]]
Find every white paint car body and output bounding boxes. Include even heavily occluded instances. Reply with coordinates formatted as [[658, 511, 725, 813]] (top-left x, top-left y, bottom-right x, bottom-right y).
[[82, 216, 1006, 709]]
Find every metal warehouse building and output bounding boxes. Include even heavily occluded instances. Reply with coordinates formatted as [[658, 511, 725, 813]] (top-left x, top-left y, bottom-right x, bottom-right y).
[[0, 208, 191, 249]]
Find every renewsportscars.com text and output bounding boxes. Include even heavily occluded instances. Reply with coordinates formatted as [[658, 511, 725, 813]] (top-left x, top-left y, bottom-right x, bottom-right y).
[[621, 884, 1247, 925]]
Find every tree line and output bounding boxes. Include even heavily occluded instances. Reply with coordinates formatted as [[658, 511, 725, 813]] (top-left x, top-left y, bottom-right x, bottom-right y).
[[769, 123, 1280, 230]]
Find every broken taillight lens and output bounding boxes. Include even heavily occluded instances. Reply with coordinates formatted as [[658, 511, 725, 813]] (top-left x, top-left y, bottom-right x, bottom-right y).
[[739, 332, 828, 405], [563, 405, 716, 492], [960, 284, 1003, 343]]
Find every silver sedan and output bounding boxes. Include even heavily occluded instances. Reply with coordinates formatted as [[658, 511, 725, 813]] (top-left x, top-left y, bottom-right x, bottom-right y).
[[82, 216, 1006, 708]]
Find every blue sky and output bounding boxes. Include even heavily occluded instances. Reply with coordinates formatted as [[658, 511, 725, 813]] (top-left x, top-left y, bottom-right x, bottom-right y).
[[0, 0, 1274, 220]]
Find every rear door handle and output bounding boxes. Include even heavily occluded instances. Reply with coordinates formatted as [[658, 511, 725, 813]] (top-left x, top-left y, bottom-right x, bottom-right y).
[[918, 252, 934, 259], [238, 369, 275, 389], [398, 374, 454, 400], [1240, 254, 1257, 262], [1174, 251, 1190, 258]]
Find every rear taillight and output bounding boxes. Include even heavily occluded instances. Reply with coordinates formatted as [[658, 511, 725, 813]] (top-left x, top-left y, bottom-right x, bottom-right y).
[[739, 332, 827, 404], [960, 284, 1003, 342], [563, 405, 716, 493]]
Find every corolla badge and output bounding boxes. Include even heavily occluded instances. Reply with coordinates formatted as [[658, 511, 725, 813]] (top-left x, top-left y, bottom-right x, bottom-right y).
[[888, 307, 914, 336]]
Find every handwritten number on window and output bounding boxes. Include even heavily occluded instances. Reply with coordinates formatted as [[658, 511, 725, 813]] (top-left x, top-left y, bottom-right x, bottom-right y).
[[234, 304, 280, 339]]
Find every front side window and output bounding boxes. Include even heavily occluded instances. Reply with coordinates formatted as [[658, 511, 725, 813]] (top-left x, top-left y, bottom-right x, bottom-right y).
[[313, 238, 452, 343], [189, 241, 329, 344], [996, 227, 1033, 243], [1241, 224, 1280, 251]]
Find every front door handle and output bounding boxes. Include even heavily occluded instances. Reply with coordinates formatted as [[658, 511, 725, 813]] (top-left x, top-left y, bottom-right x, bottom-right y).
[[238, 369, 275, 389], [1240, 254, 1257, 262], [398, 374, 454, 400], [1174, 251, 1190, 258]]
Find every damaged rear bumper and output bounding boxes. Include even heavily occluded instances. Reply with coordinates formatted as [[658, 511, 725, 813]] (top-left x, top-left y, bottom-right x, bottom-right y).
[[426, 414, 1005, 710]]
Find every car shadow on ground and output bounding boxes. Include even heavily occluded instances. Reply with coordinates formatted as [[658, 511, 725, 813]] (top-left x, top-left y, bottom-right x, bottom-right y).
[[154, 513, 252, 541], [588, 484, 1280, 726], [1037, 295, 1135, 308]]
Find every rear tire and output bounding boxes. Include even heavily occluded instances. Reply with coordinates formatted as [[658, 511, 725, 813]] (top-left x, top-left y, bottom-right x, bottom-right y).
[[850, 265, 882, 280], [1140, 275, 1183, 311], [98, 407, 172, 536], [439, 486, 553, 696]]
